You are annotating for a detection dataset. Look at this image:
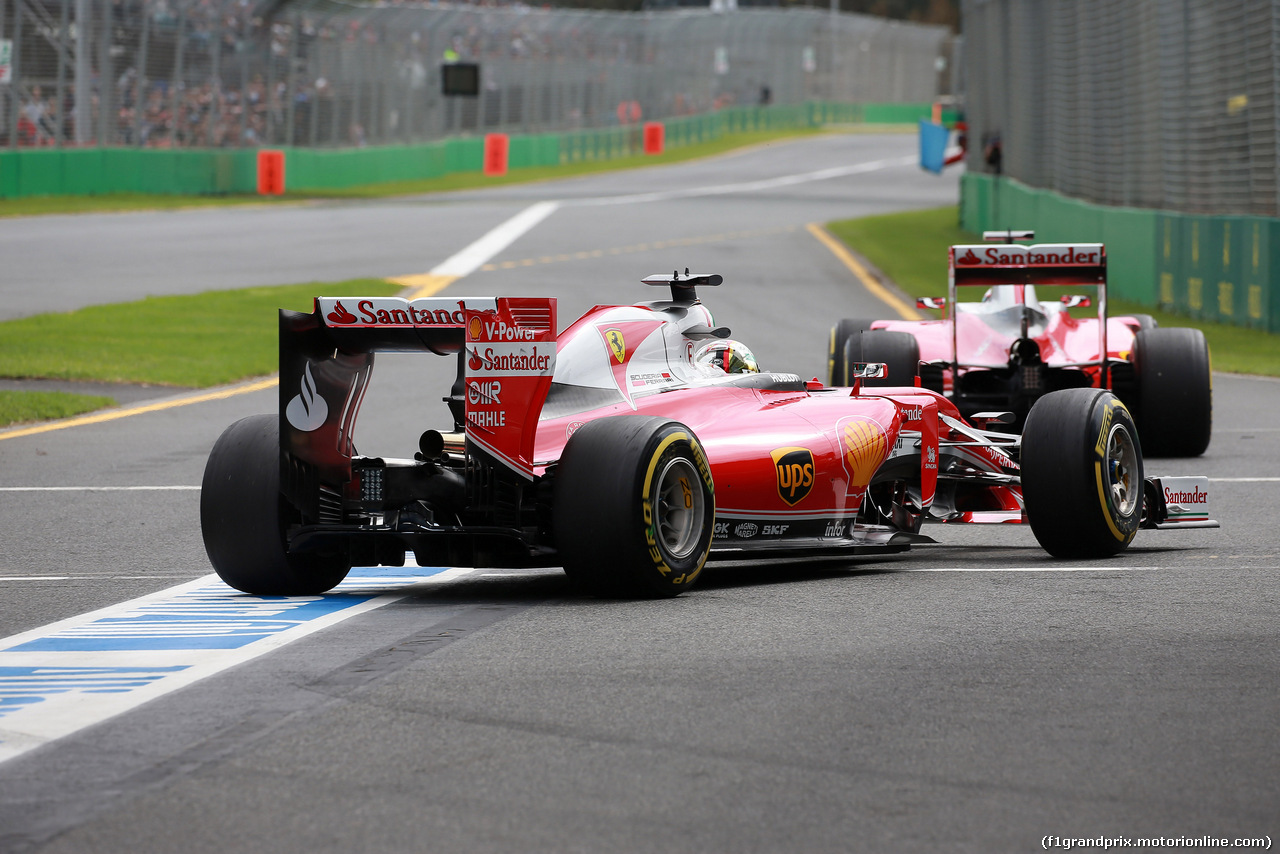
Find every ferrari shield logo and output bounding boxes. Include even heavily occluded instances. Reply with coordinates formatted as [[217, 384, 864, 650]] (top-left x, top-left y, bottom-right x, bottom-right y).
[[605, 329, 626, 363], [771, 447, 814, 506]]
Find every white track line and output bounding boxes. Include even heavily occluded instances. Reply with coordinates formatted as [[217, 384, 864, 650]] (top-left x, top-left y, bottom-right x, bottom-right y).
[[0, 486, 201, 492], [575, 155, 916, 206], [433, 201, 561, 277], [0, 565, 478, 764]]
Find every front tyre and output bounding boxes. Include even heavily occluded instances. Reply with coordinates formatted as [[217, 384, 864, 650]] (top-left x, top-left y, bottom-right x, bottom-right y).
[[201, 414, 351, 595], [553, 417, 714, 598], [1021, 389, 1143, 558]]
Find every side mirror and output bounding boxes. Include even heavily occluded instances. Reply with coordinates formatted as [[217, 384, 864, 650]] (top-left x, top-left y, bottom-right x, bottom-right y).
[[851, 362, 888, 379], [1060, 294, 1092, 308], [916, 297, 947, 310]]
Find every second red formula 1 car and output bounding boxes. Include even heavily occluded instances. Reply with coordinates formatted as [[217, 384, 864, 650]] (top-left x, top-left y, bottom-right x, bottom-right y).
[[201, 271, 1216, 599], [828, 231, 1213, 456]]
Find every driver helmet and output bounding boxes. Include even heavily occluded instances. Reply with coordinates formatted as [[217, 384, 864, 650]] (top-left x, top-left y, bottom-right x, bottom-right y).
[[695, 339, 760, 374]]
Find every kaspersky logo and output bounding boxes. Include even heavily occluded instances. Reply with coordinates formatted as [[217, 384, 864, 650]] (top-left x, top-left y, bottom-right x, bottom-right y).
[[285, 362, 328, 432]]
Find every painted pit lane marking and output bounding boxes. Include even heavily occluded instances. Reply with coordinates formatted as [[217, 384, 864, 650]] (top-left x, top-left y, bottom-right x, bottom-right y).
[[0, 563, 477, 764]]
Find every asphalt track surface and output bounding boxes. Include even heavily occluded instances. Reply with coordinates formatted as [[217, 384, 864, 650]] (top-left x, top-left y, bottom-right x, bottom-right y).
[[0, 133, 1276, 853]]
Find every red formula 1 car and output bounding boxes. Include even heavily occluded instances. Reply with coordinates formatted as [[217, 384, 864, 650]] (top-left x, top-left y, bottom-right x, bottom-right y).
[[201, 272, 1216, 598], [828, 231, 1213, 456]]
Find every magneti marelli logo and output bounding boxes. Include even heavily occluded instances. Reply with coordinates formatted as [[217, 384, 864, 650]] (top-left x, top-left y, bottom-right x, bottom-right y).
[[285, 362, 328, 432]]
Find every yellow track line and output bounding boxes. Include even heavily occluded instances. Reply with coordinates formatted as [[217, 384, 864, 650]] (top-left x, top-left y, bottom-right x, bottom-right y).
[[806, 222, 921, 321], [388, 273, 460, 300], [0, 378, 279, 442]]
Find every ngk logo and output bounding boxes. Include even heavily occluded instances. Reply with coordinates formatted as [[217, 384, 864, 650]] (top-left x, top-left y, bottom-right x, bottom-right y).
[[467, 380, 502, 405]]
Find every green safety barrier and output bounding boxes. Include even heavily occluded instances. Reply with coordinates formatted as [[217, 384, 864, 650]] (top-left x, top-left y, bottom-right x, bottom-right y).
[[0, 100, 936, 201], [961, 173, 1279, 333]]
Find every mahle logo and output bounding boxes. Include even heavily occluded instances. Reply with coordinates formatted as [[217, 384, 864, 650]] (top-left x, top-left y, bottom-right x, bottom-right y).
[[771, 447, 814, 506]]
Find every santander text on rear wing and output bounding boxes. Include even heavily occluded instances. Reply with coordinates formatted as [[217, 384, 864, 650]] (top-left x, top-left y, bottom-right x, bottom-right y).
[[949, 243, 1107, 288]]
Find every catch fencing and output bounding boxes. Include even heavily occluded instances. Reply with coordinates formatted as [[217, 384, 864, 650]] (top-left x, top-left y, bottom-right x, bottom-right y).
[[0, 0, 955, 149], [960, 0, 1280, 333], [961, 0, 1280, 218]]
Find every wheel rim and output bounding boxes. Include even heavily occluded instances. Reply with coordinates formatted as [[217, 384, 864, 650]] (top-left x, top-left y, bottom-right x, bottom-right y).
[[1106, 423, 1139, 516], [653, 457, 706, 561]]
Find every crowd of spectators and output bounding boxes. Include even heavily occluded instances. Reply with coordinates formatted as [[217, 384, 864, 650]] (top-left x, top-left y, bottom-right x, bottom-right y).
[[7, 0, 752, 149]]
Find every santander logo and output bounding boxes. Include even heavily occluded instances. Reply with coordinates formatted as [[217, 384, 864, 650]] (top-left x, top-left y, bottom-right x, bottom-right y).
[[958, 249, 982, 265], [285, 362, 328, 432], [326, 301, 357, 324]]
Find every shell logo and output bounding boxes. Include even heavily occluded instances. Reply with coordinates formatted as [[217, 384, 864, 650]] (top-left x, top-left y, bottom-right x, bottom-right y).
[[841, 416, 889, 488], [468, 316, 483, 341]]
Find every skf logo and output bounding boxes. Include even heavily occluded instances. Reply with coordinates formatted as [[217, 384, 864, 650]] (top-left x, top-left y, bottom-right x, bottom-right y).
[[605, 329, 626, 363], [771, 447, 814, 506]]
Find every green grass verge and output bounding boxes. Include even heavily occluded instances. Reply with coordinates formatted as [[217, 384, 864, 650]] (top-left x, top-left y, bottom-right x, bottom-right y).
[[0, 279, 400, 389], [0, 390, 117, 428], [0, 127, 828, 217], [826, 206, 1280, 377]]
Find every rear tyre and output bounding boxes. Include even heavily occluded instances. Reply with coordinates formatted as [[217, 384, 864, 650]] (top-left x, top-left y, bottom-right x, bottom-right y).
[[1132, 327, 1212, 457], [201, 414, 351, 595], [1022, 389, 1143, 558], [828, 319, 872, 386], [844, 329, 920, 388], [553, 417, 714, 598], [1128, 314, 1158, 331]]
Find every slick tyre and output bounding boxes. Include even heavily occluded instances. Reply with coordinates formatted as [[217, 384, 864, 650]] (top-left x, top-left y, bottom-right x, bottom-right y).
[[1129, 314, 1158, 331], [1132, 327, 1212, 457], [553, 417, 714, 598], [1022, 389, 1144, 558], [201, 414, 351, 595], [844, 328, 920, 388], [828, 319, 872, 387]]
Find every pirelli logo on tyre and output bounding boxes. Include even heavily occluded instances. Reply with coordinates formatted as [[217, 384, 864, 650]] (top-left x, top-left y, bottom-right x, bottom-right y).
[[772, 447, 814, 506]]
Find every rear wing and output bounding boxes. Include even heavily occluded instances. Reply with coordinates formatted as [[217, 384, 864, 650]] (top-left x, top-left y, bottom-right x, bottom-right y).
[[278, 296, 556, 511], [941, 241, 1110, 376], [949, 243, 1106, 287]]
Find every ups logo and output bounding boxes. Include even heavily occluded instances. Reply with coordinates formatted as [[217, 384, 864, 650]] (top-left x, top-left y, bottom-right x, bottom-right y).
[[771, 447, 814, 506]]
